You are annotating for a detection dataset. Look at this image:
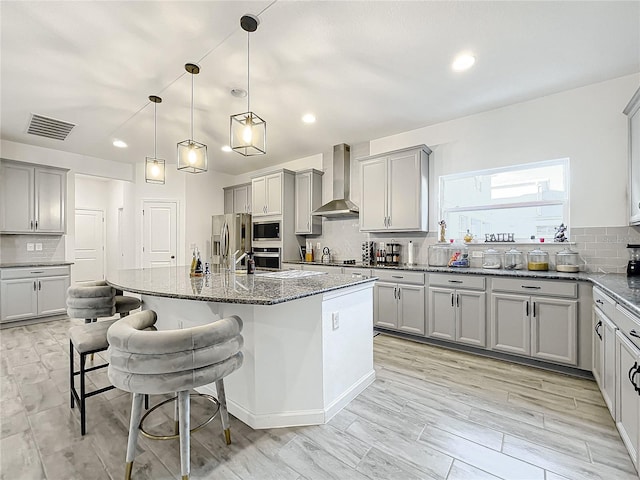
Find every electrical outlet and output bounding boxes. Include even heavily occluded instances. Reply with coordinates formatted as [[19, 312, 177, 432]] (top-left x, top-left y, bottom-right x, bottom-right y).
[[332, 312, 339, 330], [35, 243, 42, 251], [27, 243, 34, 251]]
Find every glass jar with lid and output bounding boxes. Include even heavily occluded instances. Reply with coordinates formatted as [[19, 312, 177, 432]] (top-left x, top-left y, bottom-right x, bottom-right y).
[[428, 244, 450, 267], [482, 249, 502, 269], [527, 248, 549, 271], [555, 247, 581, 272], [504, 248, 524, 270], [448, 242, 470, 267]]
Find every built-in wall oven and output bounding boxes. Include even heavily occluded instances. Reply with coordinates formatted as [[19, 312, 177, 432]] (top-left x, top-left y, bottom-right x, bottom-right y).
[[253, 220, 280, 242], [253, 247, 281, 270]]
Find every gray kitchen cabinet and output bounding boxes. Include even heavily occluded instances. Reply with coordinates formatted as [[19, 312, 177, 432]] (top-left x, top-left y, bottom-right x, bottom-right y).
[[373, 270, 425, 335], [624, 86, 640, 225], [302, 264, 342, 274], [359, 145, 431, 233], [295, 169, 323, 235], [593, 286, 618, 417], [616, 329, 640, 471], [491, 277, 578, 365], [0, 160, 67, 234], [252, 171, 286, 217], [224, 183, 252, 214], [428, 274, 486, 347], [0, 266, 70, 322]]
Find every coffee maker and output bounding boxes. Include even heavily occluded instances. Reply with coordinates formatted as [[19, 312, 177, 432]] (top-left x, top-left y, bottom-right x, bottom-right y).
[[628, 244, 640, 276]]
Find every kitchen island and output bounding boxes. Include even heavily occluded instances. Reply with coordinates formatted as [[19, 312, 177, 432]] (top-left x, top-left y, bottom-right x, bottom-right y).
[[107, 266, 376, 429]]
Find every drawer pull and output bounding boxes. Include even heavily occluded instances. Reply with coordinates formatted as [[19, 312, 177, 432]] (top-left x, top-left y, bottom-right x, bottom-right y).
[[392, 275, 404, 279], [594, 320, 602, 340], [30, 271, 44, 274], [630, 330, 640, 339], [521, 285, 541, 289], [448, 280, 463, 284]]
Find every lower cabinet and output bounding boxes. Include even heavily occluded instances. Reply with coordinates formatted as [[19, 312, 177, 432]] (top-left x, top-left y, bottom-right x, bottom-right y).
[[428, 287, 486, 347], [373, 270, 425, 336], [593, 305, 618, 416], [616, 329, 640, 471], [0, 266, 70, 323]]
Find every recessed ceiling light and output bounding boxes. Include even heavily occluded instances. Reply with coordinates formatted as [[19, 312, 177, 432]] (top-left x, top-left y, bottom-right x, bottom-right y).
[[452, 53, 475, 72], [113, 139, 127, 148], [302, 113, 316, 124], [231, 88, 247, 98], [221, 145, 232, 152]]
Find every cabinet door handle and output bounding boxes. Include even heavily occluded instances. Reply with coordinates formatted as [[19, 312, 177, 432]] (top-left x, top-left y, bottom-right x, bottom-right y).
[[397, 288, 401, 300], [451, 292, 454, 307], [526, 301, 529, 317], [532, 301, 536, 318], [33, 281, 37, 291], [393, 287, 397, 299], [30, 220, 34, 229], [456, 294, 459, 307], [594, 320, 603, 340], [630, 329, 640, 339], [521, 285, 541, 290], [595, 299, 604, 305], [35, 220, 38, 229], [388, 216, 391, 227], [629, 362, 640, 393], [38, 281, 41, 291]]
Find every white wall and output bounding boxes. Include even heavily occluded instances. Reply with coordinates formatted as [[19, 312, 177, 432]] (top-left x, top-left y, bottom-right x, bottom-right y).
[[369, 73, 640, 228]]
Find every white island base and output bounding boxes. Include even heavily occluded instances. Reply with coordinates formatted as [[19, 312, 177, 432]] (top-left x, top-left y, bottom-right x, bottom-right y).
[[141, 282, 375, 429]]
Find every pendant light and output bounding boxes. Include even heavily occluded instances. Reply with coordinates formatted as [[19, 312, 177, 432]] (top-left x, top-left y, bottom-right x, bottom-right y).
[[230, 14, 266, 156], [177, 63, 208, 173], [145, 95, 166, 184]]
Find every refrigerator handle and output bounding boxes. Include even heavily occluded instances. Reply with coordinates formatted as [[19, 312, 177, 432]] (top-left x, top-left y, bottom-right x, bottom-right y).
[[220, 220, 229, 263]]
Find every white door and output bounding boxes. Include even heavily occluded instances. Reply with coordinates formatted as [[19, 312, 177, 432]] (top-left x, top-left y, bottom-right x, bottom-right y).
[[74, 209, 104, 283], [143, 201, 177, 268]]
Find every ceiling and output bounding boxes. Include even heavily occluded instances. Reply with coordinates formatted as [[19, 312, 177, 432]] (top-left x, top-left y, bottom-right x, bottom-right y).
[[1, 1, 639, 176]]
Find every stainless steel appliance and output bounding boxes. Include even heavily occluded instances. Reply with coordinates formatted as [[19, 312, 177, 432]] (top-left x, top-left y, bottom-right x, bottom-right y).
[[253, 247, 281, 269], [211, 213, 251, 269], [252, 220, 281, 242], [312, 144, 359, 217]]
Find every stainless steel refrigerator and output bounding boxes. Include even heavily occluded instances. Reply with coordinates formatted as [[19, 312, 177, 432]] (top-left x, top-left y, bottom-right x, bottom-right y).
[[211, 213, 251, 268]]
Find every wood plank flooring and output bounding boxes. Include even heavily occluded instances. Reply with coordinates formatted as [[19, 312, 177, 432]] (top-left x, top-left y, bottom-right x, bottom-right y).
[[0, 318, 636, 480]]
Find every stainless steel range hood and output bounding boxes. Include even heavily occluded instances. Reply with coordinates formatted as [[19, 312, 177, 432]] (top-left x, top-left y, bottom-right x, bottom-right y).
[[312, 143, 359, 218]]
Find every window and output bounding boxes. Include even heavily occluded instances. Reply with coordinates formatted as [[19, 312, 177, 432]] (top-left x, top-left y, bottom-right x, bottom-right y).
[[439, 159, 569, 241]]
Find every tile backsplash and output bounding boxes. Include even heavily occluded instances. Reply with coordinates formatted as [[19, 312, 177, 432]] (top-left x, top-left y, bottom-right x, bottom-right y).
[[0, 235, 66, 263], [308, 220, 640, 274]]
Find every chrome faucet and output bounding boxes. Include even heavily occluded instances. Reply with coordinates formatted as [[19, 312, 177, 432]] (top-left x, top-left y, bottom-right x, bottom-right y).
[[229, 250, 248, 273]]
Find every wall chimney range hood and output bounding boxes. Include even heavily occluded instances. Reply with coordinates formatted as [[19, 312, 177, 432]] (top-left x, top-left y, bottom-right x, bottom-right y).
[[312, 143, 359, 218]]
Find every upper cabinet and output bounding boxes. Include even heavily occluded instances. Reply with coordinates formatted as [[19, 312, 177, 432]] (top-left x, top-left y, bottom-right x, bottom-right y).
[[624, 86, 640, 225], [0, 160, 67, 234], [251, 170, 294, 217], [223, 183, 252, 214], [295, 169, 323, 235], [358, 145, 431, 232]]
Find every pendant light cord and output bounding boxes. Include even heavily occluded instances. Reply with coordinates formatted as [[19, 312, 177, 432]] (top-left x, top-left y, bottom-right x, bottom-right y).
[[247, 30, 251, 113], [153, 100, 157, 158], [190, 71, 194, 141]]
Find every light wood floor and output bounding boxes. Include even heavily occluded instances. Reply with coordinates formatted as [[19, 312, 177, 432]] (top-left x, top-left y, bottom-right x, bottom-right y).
[[0, 318, 636, 480]]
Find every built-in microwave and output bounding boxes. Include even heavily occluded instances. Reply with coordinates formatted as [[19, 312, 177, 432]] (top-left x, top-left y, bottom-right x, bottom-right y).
[[253, 247, 281, 270], [253, 220, 280, 242]]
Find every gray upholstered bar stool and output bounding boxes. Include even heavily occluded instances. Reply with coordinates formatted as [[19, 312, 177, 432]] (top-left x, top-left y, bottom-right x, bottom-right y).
[[107, 310, 244, 480], [66, 281, 142, 435]]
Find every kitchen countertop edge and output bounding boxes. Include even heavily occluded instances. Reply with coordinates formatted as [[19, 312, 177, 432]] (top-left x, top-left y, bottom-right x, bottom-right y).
[[0, 261, 73, 268]]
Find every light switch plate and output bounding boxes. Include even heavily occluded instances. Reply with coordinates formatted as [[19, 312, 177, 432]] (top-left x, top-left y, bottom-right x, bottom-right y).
[[27, 243, 34, 251], [35, 243, 43, 251]]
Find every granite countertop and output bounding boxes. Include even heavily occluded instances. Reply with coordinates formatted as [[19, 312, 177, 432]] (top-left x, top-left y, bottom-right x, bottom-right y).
[[286, 260, 640, 316], [107, 266, 376, 306], [0, 261, 73, 268]]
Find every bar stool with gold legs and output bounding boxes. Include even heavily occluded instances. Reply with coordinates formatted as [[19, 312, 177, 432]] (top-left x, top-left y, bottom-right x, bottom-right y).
[[107, 310, 244, 480]]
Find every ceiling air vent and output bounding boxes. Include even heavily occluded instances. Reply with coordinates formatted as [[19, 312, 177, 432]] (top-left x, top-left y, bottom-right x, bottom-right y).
[[26, 113, 75, 141]]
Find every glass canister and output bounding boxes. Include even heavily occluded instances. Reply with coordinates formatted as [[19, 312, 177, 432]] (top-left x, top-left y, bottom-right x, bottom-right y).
[[504, 248, 524, 270], [555, 247, 581, 272], [448, 242, 470, 267], [527, 248, 549, 271], [428, 244, 450, 267], [482, 249, 502, 269]]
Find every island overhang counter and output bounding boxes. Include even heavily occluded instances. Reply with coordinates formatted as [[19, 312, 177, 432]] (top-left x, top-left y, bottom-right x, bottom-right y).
[[107, 267, 376, 429]]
